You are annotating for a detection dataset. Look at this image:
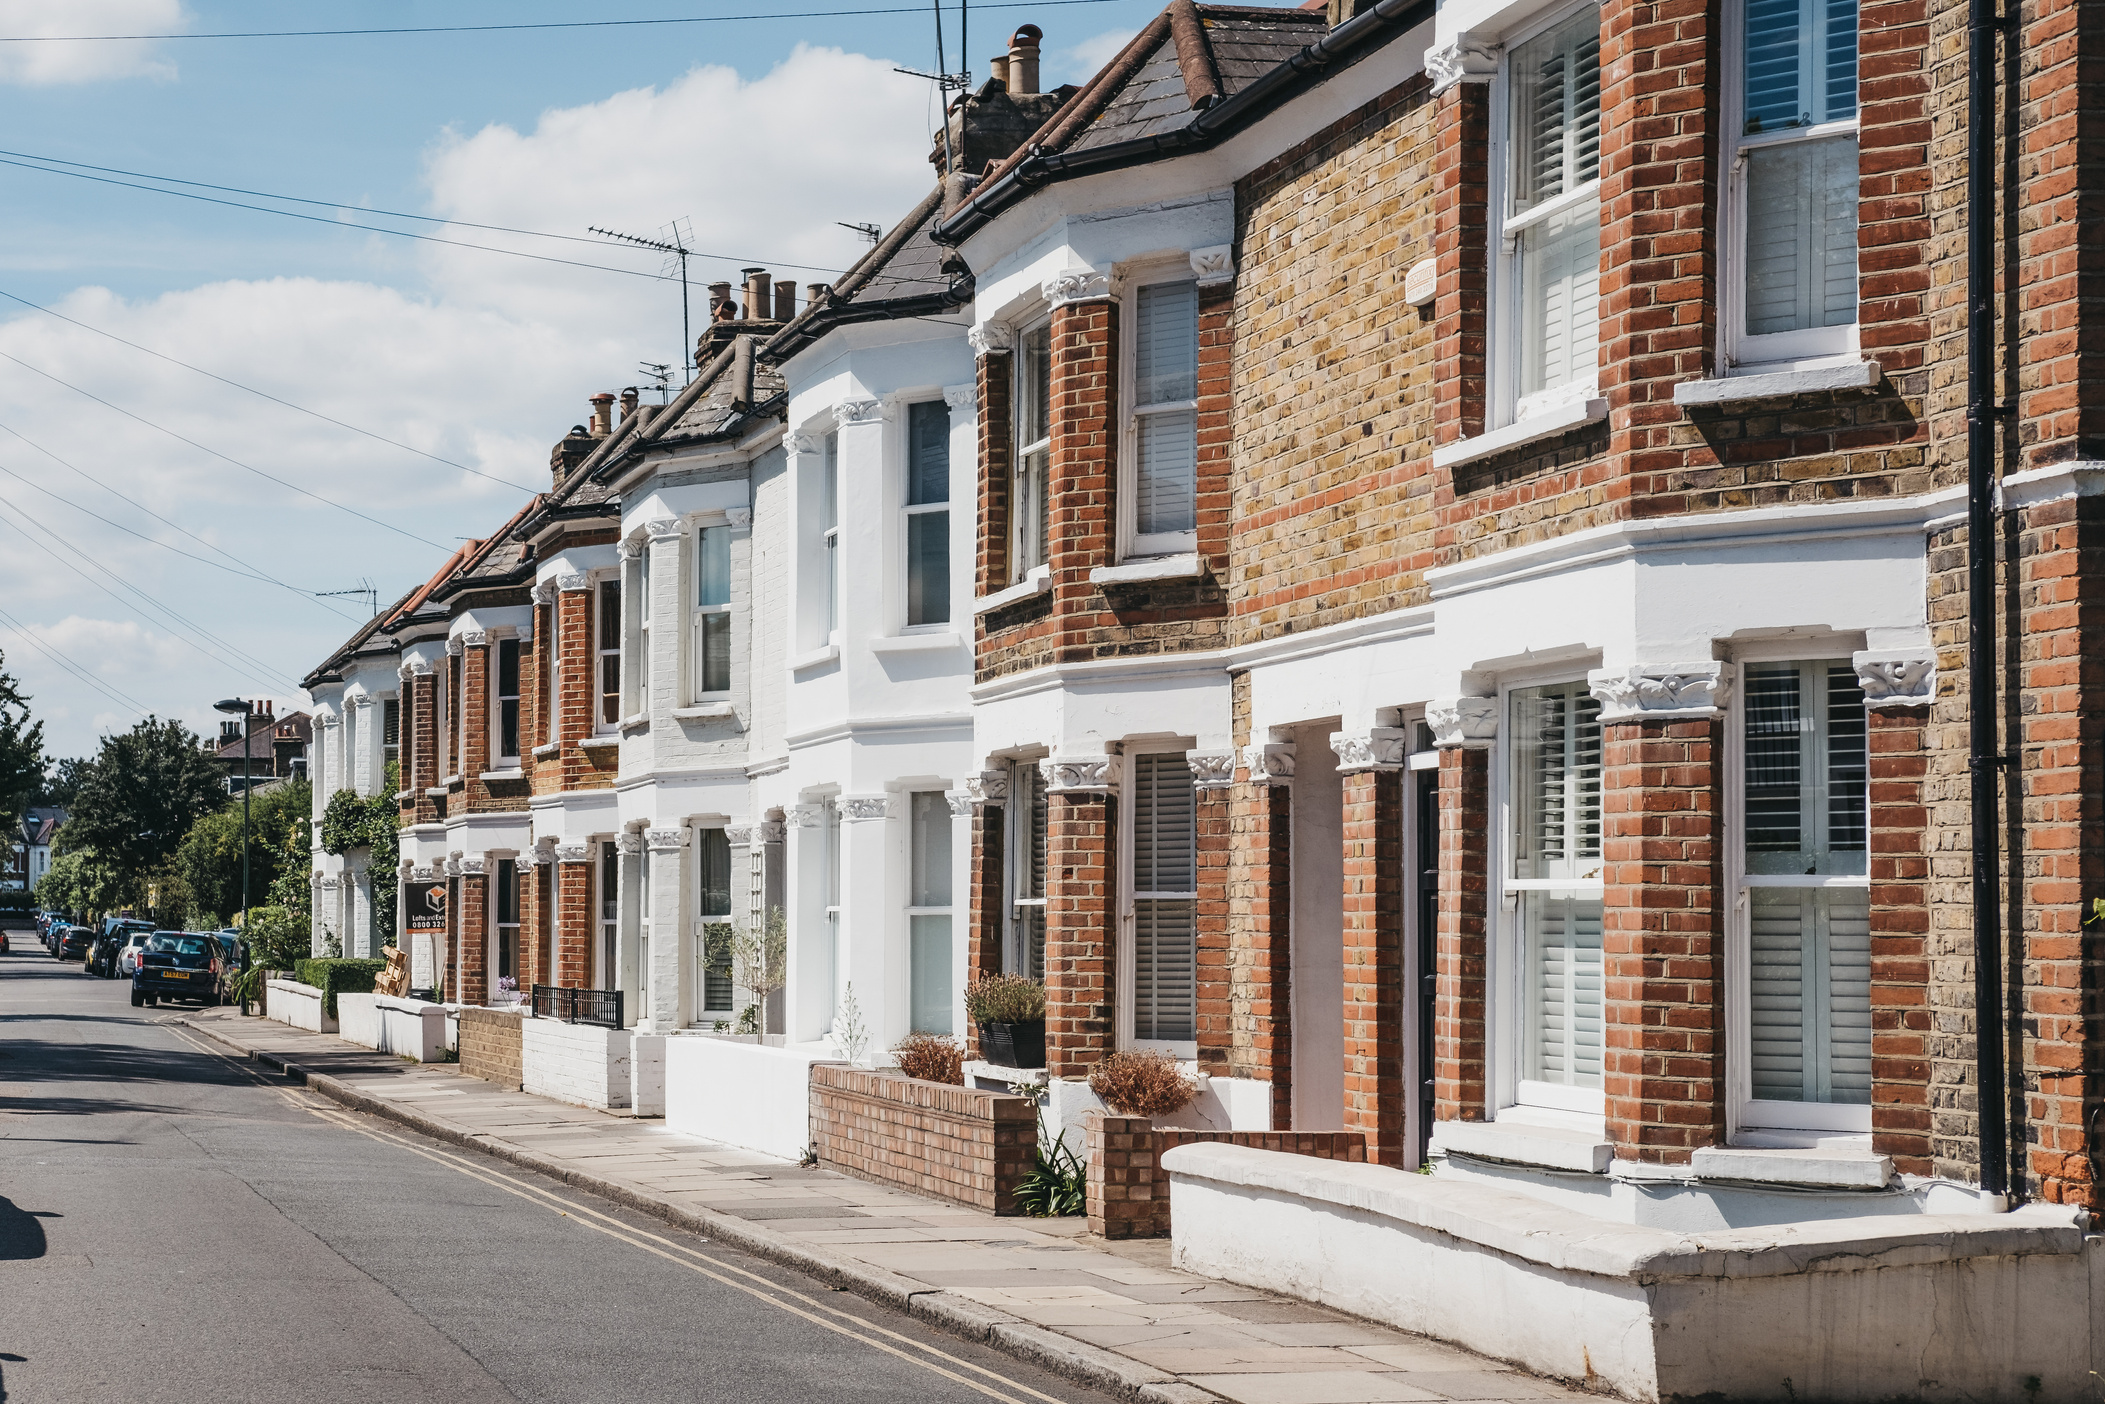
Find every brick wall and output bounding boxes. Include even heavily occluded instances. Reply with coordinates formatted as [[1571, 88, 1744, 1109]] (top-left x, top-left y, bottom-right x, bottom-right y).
[[1228, 770, 1291, 1127], [458, 870, 488, 1009], [459, 1006, 524, 1088], [809, 1064, 1037, 1214], [556, 859, 592, 988], [1869, 707, 1933, 1175], [408, 670, 438, 825], [1045, 790, 1115, 1076], [1194, 784, 1232, 1076], [976, 348, 1013, 600], [1434, 747, 1489, 1123], [1600, 717, 1725, 1164], [1085, 1114, 1366, 1239], [1341, 767, 1406, 1164]]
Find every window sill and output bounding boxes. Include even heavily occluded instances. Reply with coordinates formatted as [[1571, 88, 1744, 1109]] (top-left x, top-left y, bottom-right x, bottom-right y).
[[869, 630, 961, 654], [1673, 359, 1880, 408], [394, 789, 413, 803], [1429, 1119, 1613, 1174], [790, 644, 839, 672], [442, 774, 463, 789], [672, 702, 737, 721], [1431, 398, 1609, 470], [620, 713, 649, 735], [479, 769, 524, 782], [531, 742, 560, 759], [1687, 1145, 1893, 1190], [973, 566, 1052, 616], [1090, 552, 1205, 586], [422, 787, 448, 799], [579, 735, 620, 751]]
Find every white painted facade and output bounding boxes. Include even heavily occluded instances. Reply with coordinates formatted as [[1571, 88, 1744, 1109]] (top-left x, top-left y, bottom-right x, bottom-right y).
[[306, 646, 402, 958]]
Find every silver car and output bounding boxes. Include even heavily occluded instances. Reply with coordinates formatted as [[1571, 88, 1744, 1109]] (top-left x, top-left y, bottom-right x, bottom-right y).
[[116, 931, 157, 977]]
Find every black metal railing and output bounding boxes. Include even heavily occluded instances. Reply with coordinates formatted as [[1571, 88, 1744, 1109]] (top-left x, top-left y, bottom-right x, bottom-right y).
[[531, 983, 624, 1028]]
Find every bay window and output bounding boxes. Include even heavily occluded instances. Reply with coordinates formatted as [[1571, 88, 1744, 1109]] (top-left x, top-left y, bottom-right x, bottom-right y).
[[908, 792, 953, 1035], [697, 827, 734, 1019], [1726, 0, 1859, 366], [1007, 761, 1047, 981], [904, 400, 951, 627], [694, 524, 731, 697], [1738, 660, 1870, 1129], [1124, 751, 1197, 1052], [1012, 322, 1051, 581], [1509, 682, 1604, 1111], [495, 638, 521, 766], [595, 579, 620, 730], [1497, 6, 1602, 425], [1126, 279, 1199, 557]]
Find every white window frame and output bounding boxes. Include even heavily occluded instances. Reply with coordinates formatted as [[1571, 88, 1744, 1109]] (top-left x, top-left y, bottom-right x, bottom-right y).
[[492, 637, 522, 768], [494, 856, 520, 988], [1720, 0, 1861, 372], [1012, 318, 1053, 583], [823, 432, 841, 641], [1118, 268, 1201, 561], [1004, 756, 1049, 980], [597, 839, 619, 990], [382, 695, 400, 780], [1117, 743, 1200, 1060], [905, 790, 956, 1035], [898, 396, 953, 631], [692, 519, 733, 701], [593, 575, 621, 734], [695, 825, 735, 1020], [636, 548, 653, 716], [1488, 1, 1605, 431], [1725, 639, 1874, 1142], [1490, 668, 1607, 1123]]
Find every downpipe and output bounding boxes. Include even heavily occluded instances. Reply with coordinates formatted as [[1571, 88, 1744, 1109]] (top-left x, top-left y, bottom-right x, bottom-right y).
[[1965, 0, 2011, 1206]]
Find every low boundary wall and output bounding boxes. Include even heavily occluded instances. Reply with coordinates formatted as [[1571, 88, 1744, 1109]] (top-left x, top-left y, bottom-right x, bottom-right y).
[[811, 1065, 1037, 1214], [460, 1007, 525, 1087], [521, 1017, 630, 1110], [664, 1037, 844, 1160], [264, 978, 335, 1034], [1087, 1116, 1366, 1238]]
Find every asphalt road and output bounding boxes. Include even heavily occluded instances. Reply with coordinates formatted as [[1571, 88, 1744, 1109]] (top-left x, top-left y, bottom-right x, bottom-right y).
[[0, 938, 1114, 1404]]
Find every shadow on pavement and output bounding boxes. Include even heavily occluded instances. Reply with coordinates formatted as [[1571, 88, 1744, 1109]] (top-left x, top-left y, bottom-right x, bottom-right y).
[[0, 1199, 51, 1261]]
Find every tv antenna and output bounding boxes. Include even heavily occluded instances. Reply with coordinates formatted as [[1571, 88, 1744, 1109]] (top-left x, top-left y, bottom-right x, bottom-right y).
[[591, 219, 696, 382], [893, 0, 971, 174], [837, 221, 884, 245], [639, 361, 674, 404], [316, 579, 378, 617]]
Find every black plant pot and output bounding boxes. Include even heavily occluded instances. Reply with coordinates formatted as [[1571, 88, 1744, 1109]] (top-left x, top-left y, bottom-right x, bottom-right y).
[[977, 1020, 1047, 1070]]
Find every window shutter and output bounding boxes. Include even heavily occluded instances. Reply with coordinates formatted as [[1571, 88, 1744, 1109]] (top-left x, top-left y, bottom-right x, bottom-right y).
[[1745, 139, 1859, 336], [1744, 661, 1804, 851], [1528, 894, 1603, 1088], [1135, 282, 1198, 406], [1135, 411, 1198, 536], [1513, 682, 1602, 879], [1520, 206, 1603, 405], [1134, 282, 1199, 538], [1131, 753, 1196, 1042], [1750, 888, 1870, 1103], [1511, 9, 1603, 210]]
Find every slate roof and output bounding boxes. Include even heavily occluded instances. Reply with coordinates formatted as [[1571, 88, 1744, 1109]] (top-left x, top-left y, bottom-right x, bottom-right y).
[[1065, 6, 1326, 152]]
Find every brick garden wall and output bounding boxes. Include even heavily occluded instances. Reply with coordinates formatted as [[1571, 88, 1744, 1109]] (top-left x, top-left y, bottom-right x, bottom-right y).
[[459, 1006, 525, 1089], [809, 1064, 1037, 1214], [1085, 1114, 1366, 1239]]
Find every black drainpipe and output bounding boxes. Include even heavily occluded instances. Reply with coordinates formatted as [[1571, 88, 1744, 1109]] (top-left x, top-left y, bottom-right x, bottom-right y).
[[1965, 0, 2009, 1205]]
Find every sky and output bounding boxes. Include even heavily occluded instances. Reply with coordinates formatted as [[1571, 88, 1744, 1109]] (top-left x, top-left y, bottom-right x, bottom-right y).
[[0, 0, 1152, 762]]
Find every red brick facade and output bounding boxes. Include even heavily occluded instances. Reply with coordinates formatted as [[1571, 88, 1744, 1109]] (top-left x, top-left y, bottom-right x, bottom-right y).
[[1434, 747, 1490, 1125], [1044, 789, 1115, 1077], [1341, 766, 1407, 1165]]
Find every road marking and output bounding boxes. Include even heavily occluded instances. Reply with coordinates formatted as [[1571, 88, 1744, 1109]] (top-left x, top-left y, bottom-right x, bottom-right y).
[[169, 1024, 1075, 1404]]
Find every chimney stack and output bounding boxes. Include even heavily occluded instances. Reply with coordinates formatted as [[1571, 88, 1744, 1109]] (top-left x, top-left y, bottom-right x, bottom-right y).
[[773, 280, 797, 321], [1007, 26, 1041, 95], [619, 387, 640, 421], [589, 392, 615, 437], [742, 268, 771, 321]]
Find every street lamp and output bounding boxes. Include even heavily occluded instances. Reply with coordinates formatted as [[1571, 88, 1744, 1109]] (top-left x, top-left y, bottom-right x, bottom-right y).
[[214, 698, 259, 932]]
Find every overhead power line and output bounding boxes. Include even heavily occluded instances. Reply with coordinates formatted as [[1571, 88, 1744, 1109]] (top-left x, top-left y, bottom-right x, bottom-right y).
[[0, 0, 1123, 43], [0, 601, 151, 716]]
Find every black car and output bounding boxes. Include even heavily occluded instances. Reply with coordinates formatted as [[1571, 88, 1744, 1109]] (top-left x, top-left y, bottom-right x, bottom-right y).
[[131, 933, 223, 1008], [88, 920, 154, 977], [54, 926, 92, 960]]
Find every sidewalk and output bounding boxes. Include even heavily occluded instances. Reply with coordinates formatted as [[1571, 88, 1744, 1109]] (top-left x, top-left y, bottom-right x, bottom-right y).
[[183, 1009, 1593, 1404]]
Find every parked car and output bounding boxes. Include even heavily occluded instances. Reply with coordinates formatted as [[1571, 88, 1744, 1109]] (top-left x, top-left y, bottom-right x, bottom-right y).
[[116, 932, 157, 977], [209, 932, 247, 1004], [131, 933, 224, 1008], [54, 926, 92, 960]]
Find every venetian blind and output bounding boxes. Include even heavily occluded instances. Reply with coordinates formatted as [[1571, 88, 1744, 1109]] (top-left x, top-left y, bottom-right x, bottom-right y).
[[1130, 753, 1197, 1042]]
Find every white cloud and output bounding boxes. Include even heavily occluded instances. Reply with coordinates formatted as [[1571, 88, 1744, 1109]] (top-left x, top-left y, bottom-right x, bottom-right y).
[[0, 0, 185, 86], [1050, 27, 1139, 86], [0, 41, 945, 757]]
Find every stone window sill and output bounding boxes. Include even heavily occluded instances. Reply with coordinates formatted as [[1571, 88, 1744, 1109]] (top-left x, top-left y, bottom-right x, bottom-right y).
[[869, 631, 961, 654], [1431, 398, 1609, 471], [422, 786, 448, 799], [790, 644, 839, 672], [973, 566, 1052, 616], [1686, 1146, 1893, 1190], [579, 735, 620, 751], [1429, 1119, 1612, 1174], [531, 743, 560, 759], [673, 702, 737, 720], [479, 769, 524, 782], [620, 713, 649, 735], [394, 789, 413, 803], [1672, 359, 1880, 408], [1090, 552, 1205, 587]]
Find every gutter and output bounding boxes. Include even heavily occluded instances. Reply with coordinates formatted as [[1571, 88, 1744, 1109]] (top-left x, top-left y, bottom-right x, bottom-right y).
[[933, 0, 1434, 245], [761, 279, 975, 364]]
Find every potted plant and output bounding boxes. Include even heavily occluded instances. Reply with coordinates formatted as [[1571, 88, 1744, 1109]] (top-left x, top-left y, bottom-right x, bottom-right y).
[[965, 974, 1047, 1069]]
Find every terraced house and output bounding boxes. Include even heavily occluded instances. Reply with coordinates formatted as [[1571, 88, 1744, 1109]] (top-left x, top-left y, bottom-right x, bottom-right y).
[[298, 0, 2104, 1391]]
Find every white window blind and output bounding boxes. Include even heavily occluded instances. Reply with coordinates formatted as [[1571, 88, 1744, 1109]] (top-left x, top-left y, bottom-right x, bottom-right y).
[[1131, 281, 1198, 548], [1013, 323, 1052, 579], [908, 792, 954, 1034], [1510, 682, 1604, 1096], [1731, 0, 1859, 357], [905, 400, 951, 626], [1129, 753, 1196, 1044], [1010, 761, 1048, 981], [1506, 7, 1603, 419], [1740, 659, 1870, 1113], [694, 525, 731, 696]]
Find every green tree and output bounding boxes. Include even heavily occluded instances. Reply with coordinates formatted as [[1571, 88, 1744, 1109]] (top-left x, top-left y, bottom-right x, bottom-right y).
[[318, 781, 398, 948], [38, 756, 90, 809], [58, 716, 228, 877], [36, 847, 134, 920], [0, 650, 49, 833], [266, 817, 314, 918], [174, 777, 311, 925]]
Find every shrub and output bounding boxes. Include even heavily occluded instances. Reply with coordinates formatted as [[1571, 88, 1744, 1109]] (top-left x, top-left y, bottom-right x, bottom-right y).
[[1016, 1111, 1085, 1217], [963, 974, 1046, 1025], [294, 957, 385, 1019], [240, 905, 309, 973], [891, 1032, 965, 1085], [1087, 1049, 1197, 1118]]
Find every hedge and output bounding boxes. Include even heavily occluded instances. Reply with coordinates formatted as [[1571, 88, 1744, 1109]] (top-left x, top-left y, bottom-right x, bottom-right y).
[[294, 957, 385, 1019]]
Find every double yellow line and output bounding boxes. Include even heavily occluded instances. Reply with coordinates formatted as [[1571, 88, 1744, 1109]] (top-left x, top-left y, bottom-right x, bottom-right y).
[[164, 1023, 1070, 1404]]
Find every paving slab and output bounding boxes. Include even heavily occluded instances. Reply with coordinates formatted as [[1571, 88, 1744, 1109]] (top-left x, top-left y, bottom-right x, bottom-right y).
[[183, 1009, 1607, 1404]]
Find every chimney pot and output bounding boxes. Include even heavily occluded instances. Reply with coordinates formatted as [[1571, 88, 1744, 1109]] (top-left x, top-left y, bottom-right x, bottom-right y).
[[707, 280, 734, 317], [589, 392, 616, 436], [807, 283, 830, 308], [1007, 25, 1041, 94], [619, 387, 639, 421], [742, 268, 771, 322], [989, 54, 1010, 88], [773, 281, 796, 321]]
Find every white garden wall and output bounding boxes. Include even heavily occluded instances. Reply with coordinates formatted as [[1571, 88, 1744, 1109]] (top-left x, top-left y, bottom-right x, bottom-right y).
[[664, 1036, 844, 1160], [338, 994, 448, 1062], [1165, 1143, 2100, 1403], [265, 979, 335, 1034], [521, 1018, 632, 1110]]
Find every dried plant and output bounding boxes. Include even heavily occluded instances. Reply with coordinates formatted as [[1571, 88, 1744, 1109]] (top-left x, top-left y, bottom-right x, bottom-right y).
[[1087, 1049, 1197, 1118], [891, 1032, 965, 1085], [963, 974, 1047, 1025], [829, 982, 869, 1063]]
